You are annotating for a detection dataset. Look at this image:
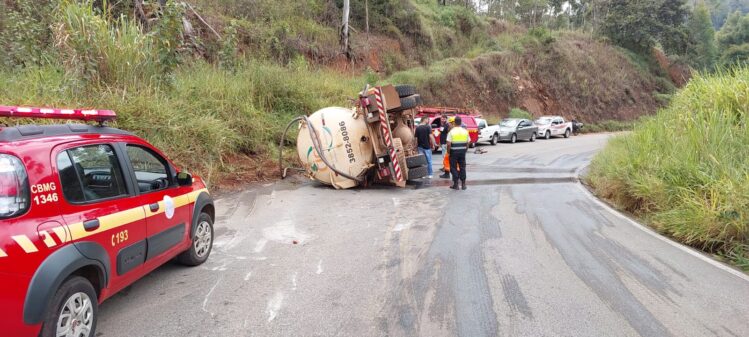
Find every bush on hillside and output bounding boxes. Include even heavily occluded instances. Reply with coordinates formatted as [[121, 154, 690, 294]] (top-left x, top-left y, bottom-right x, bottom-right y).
[[508, 108, 533, 120], [588, 68, 749, 269]]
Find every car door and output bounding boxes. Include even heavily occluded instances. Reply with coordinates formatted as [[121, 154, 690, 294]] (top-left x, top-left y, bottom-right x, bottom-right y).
[[552, 118, 564, 135], [123, 144, 193, 270], [517, 120, 529, 139], [55, 142, 149, 295]]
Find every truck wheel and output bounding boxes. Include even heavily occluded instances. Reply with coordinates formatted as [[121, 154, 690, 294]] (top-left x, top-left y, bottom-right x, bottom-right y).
[[545, 131, 551, 140], [564, 129, 571, 138], [178, 212, 214, 266], [407, 166, 429, 180], [395, 85, 417, 97], [406, 154, 427, 168], [490, 134, 498, 145], [41, 276, 98, 337], [511, 134, 517, 144], [391, 94, 421, 112]]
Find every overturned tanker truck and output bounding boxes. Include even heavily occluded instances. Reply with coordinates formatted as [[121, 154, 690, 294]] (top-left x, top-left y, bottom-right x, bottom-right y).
[[280, 84, 429, 189]]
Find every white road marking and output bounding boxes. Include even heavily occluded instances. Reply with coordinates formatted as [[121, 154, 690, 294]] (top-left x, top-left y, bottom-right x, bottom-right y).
[[244, 271, 252, 281], [316, 260, 323, 274], [202, 276, 223, 317], [266, 292, 284, 322], [393, 222, 411, 232], [254, 239, 268, 253], [575, 182, 749, 283], [291, 272, 298, 290]]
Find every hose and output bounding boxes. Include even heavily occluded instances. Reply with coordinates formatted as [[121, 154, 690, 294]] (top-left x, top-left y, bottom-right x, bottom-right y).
[[278, 115, 364, 183]]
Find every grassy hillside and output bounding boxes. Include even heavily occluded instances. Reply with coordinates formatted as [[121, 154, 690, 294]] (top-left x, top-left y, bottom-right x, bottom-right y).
[[0, 0, 675, 186], [588, 68, 749, 270]]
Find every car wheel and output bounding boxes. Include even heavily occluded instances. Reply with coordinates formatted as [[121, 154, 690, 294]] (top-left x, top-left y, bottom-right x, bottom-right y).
[[511, 133, 517, 144], [41, 276, 98, 337], [545, 131, 551, 140], [490, 134, 498, 145], [178, 212, 214, 266], [530, 132, 536, 142], [564, 129, 571, 138], [469, 142, 475, 148]]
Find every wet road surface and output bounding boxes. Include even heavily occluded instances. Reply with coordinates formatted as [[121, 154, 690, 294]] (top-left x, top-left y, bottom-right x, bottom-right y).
[[98, 133, 749, 337]]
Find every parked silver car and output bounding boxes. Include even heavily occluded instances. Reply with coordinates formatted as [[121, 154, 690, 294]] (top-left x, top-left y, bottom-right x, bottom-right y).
[[498, 118, 538, 143]]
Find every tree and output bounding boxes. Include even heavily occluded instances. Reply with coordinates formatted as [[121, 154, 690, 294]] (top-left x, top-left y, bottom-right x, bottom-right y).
[[597, 0, 689, 54], [687, 2, 718, 70], [341, 0, 351, 60], [717, 10, 749, 48], [716, 10, 749, 66]]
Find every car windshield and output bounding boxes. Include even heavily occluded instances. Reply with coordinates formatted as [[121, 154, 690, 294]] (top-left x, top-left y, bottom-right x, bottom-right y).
[[535, 118, 553, 125], [500, 120, 519, 127]]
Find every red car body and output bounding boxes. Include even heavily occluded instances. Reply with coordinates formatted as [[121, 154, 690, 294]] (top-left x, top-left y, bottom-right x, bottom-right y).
[[0, 107, 214, 337], [417, 114, 480, 147]]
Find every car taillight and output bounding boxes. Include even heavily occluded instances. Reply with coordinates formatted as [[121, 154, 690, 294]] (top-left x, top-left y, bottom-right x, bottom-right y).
[[0, 154, 29, 219]]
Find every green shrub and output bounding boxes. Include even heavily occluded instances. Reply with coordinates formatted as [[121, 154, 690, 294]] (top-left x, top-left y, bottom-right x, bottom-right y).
[[588, 67, 749, 269], [508, 108, 533, 120]]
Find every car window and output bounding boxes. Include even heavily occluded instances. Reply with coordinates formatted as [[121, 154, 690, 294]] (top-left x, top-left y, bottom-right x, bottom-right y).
[[57, 144, 127, 203], [126, 145, 170, 193], [501, 119, 519, 127]]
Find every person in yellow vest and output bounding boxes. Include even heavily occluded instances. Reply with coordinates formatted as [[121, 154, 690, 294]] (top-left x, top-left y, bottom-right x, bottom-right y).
[[446, 116, 469, 190]]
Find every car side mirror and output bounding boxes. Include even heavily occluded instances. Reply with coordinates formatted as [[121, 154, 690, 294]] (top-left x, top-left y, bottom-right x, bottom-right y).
[[176, 171, 193, 186]]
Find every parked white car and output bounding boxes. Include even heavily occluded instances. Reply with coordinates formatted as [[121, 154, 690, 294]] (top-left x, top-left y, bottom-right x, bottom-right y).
[[476, 118, 501, 145], [535, 116, 573, 139]]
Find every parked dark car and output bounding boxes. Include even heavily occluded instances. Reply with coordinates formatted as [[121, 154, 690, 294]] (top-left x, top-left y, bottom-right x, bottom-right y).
[[498, 118, 538, 143]]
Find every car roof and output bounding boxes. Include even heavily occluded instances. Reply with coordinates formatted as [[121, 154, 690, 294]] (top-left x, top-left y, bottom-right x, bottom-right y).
[[0, 123, 133, 142]]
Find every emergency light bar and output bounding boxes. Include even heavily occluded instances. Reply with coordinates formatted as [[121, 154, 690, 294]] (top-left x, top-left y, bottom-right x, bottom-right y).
[[0, 105, 116, 124]]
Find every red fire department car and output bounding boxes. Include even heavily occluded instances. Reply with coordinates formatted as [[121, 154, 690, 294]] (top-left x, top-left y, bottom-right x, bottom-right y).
[[0, 106, 215, 337], [415, 107, 480, 149]]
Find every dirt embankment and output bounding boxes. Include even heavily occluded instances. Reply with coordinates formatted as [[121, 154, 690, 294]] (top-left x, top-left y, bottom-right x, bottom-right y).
[[403, 35, 673, 123]]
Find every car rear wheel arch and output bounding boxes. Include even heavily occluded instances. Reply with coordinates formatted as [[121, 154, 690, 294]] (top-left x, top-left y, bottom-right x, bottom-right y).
[[24, 244, 108, 325]]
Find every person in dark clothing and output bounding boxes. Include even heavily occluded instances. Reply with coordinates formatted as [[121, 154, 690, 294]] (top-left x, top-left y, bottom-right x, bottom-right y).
[[414, 118, 435, 178], [446, 116, 469, 190], [439, 115, 452, 179]]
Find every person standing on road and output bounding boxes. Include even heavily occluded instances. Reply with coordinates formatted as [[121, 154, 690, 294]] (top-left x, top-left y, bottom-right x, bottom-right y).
[[415, 117, 436, 178], [446, 116, 469, 190], [439, 115, 452, 179]]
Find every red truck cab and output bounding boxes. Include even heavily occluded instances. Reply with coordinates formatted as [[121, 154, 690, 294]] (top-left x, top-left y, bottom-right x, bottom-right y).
[[0, 106, 214, 337]]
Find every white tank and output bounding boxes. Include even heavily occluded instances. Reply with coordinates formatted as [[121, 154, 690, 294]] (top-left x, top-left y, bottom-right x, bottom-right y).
[[296, 107, 375, 189]]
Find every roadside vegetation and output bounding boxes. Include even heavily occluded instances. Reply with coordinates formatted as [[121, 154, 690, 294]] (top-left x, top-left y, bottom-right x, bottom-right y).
[[1, 0, 746, 186], [588, 68, 749, 269]]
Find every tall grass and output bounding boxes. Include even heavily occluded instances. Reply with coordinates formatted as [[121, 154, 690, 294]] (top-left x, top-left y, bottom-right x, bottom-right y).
[[588, 68, 749, 269], [0, 62, 365, 185]]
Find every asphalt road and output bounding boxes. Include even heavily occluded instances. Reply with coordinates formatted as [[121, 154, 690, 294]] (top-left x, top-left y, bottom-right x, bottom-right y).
[[98, 133, 749, 337]]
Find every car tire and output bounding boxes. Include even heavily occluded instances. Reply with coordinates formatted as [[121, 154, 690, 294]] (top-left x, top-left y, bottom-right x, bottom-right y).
[[530, 132, 536, 142], [395, 85, 417, 98], [469, 142, 476, 148], [511, 134, 517, 144], [407, 165, 429, 180], [490, 134, 498, 145], [40, 276, 98, 337], [178, 212, 214, 266], [545, 131, 551, 140], [406, 154, 427, 168], [564, 129, 571, 138]]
